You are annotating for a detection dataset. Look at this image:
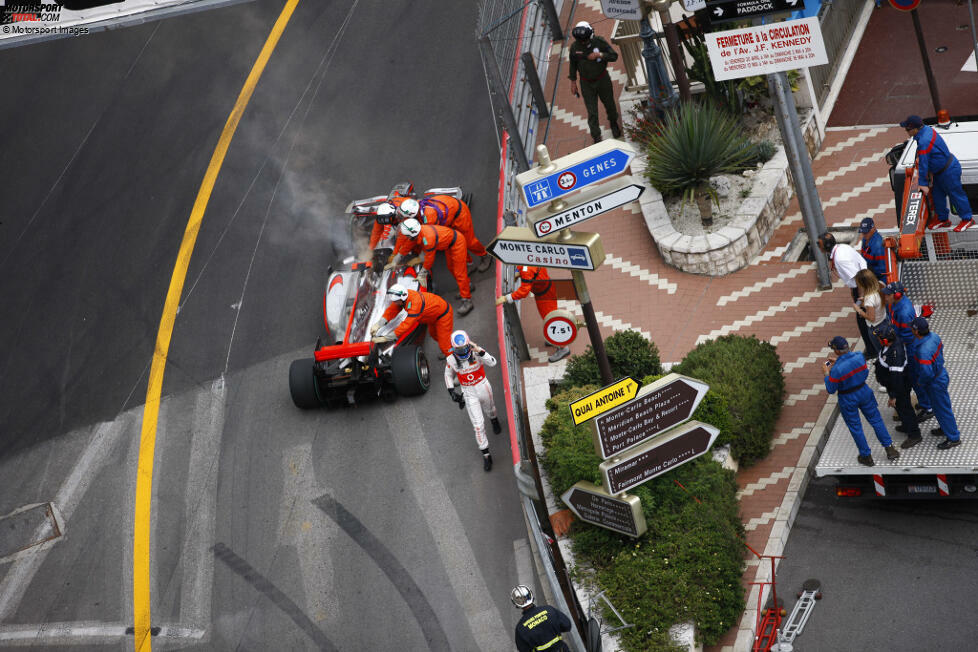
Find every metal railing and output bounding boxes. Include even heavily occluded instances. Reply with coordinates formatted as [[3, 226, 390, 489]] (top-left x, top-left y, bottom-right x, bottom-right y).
[[802, 0, 864, 106]]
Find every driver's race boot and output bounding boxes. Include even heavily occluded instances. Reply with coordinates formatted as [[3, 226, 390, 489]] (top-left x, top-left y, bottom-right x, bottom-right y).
[[482, 449, 493, 472], [491, 417, 502, 434], [458, 298, 474, 316]]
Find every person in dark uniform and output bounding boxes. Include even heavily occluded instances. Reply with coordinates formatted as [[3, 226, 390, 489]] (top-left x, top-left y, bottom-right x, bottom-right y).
[[512, 585, 572, 652], [568, 21, 621, 144], [873, 323, 921, 449]]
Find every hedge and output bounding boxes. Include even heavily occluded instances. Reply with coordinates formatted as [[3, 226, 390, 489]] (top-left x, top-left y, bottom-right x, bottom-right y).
[[560, 330, 662, 390], [673, 335, 785, 466], [540, 386, 745, 650]]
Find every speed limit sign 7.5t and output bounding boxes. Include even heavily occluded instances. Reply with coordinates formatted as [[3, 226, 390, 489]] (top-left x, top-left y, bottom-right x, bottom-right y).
[[543, 309, 578, 347]]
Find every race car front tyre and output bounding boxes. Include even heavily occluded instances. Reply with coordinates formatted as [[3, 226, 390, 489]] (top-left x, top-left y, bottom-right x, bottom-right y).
[[289, 358, 324, 409], [390, 345, 431, 397]]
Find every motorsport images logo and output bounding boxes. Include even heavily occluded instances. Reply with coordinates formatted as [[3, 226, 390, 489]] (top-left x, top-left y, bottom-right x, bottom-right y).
[[0, 1, 64, 24]]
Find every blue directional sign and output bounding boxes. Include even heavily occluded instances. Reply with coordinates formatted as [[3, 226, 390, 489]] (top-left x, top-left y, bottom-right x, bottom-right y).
[[521, 147, 633, 209]]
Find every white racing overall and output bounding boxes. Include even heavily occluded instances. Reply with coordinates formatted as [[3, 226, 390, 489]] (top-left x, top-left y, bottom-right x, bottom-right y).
[[445, 349, 498, 451]]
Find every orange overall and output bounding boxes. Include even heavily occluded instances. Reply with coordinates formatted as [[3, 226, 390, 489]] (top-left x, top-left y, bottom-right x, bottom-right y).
[[394, 224, 472, 300], [511, 265, 557, 319], [367, 196, 410, 250], [382, 288, 454, 355], [417, 195, 487, 258]]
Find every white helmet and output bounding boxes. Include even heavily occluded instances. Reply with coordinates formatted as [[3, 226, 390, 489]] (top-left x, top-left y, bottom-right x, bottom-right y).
[[397, 198, 420, 220], [400, 218, 422, 239], [572, 21, 593, 41], [375, 202, 397, 225], [511, 585, 534, 608], [387, 284, 409, 302], [451, 330, 472, 360]]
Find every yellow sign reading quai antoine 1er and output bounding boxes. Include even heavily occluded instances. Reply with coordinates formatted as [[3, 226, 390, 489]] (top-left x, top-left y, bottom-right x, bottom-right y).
[[569, 377, 640, 426]]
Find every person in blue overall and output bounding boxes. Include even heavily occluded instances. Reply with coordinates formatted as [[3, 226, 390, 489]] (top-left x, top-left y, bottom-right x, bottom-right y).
[[900, 115, 974, 231], [823, 336, 900, 466], [911, 317, 962, 450], [880, 282, 934, 422], [858, 217, 887, 281]]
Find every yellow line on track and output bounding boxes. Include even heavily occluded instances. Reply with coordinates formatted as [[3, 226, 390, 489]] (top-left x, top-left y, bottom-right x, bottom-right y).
[[132, 2, 300, 649]]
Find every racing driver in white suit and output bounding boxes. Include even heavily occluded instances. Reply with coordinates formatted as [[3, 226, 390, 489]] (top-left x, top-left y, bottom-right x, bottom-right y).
[[445, 330, 502, 472]]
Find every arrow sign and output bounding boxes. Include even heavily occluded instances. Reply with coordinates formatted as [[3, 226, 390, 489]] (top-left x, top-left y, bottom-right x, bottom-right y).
[[706, 0, 798, 23], [569, 377, 640, 426], [592, 373, 710, 459], [488, 227, 605, 271], [600, 421, 720, 495], [561, 481, 647, 537], [516, 139, 635, 209], [531, 180, 645, 238]]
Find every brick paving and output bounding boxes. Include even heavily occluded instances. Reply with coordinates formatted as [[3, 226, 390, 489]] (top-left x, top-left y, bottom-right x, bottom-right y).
[[512, 2, 923, 649]]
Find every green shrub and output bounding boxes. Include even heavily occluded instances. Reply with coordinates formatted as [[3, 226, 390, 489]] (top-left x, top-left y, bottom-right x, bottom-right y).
[[540, 384, 745, 650], [747, 140, 777, 166], [560, 330, 662, 390], [642, 102, 757, 226], [674, 335, 784, 465]]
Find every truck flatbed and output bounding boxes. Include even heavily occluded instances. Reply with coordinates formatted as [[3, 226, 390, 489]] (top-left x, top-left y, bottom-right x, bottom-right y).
[[814, 260, 978, 487]]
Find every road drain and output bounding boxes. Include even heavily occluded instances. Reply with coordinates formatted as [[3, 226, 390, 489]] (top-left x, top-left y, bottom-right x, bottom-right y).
[[782, 227, 860, 262], [0, 503, 62, 560]]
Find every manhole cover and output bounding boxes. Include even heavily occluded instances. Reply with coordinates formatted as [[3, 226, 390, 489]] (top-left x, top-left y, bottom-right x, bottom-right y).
[[0, 503, 62, 560]]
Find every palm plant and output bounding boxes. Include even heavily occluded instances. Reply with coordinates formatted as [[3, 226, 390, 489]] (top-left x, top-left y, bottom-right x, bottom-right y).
[[643, 102, 756, 227]]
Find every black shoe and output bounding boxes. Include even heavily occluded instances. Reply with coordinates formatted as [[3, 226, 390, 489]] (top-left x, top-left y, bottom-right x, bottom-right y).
[[895, 424, 912, 434], [885, 445, 900, 461], [857, 454, 875, 467], [592, 135, 602, 144], [937, 438, 961, 451], [611, 128, 622, 139], [931, 427, 945, 437], [483, 452, 493, 472], [916, 408, 934, 422], [900, 436, 922, 450], [491, 417, 502, 435]]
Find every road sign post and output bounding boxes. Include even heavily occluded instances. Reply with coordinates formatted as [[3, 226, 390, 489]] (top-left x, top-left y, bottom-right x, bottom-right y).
[[599, 422, 721, 495], [516, 140, 636, 210], [592, 373, 710, 459], [488, 227, 606, 271], [530, 179, 644, 238], [543, 309, 579, 347], [561, 481, 647, 537]]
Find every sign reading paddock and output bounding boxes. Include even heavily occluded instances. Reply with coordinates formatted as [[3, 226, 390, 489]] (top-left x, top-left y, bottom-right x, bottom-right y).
[[705, 17, 827, 81], [600, 422, 720, 495], [532, 181, 644, 237], [488, 227, 605, 271], [569, 377, 640, 426], [592, 373, 709, 459], [517, 140, 635, 209], [561, 481, 647, 537], [706, 0, 800, 24]]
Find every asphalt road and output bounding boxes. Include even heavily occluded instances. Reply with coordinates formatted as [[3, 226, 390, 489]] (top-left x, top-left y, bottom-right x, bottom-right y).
[[0, 1, 530, 649], [773, 477, 978, 651]]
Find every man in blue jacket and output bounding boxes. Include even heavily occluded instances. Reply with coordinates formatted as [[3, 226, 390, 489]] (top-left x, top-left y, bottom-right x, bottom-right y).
[[911, 317, 962, 450], [881, 282, 933, 421], [900, 115, 973, 231], [823, 336, 900, 466], [858, 218, 887, 281]]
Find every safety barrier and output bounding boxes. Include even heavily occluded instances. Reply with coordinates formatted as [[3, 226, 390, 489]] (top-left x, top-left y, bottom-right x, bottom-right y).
[[479, 1, 588, 650]]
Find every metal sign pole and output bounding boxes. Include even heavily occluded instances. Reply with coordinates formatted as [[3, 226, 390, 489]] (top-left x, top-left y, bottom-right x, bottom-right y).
[[910, 8, 942, 115], [564, 237, 614, 385]]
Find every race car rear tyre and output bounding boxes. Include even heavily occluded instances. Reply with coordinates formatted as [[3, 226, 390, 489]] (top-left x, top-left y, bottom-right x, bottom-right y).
[[390, 345, 430, 397], [289, 358, 324, 409]]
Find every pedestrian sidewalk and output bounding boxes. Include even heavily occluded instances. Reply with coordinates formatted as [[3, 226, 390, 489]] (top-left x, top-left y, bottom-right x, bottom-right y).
[[517, 2, 910, 650]]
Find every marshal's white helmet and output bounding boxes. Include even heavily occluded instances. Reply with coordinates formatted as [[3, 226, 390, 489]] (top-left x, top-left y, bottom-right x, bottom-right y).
[[511, 585, 534, 608], [397, 198, 420, 220], [451, 330, 472, 360], [400, 218, 423, 239], [375, 202, 397, 225], [572, 21, 593, 41], [387, 284, 409, 302]]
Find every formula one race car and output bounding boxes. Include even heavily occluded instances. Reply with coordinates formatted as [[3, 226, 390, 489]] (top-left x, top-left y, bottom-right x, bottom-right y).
[[288, 183, 467, 409]]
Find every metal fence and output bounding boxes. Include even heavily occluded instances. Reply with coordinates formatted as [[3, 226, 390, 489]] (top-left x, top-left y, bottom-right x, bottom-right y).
[[807, 0, 865, 107], [477, 3, 588, 651]]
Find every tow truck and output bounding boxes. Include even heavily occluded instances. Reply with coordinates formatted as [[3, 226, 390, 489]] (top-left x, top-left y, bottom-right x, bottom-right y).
[[814, 116, 978, 498]]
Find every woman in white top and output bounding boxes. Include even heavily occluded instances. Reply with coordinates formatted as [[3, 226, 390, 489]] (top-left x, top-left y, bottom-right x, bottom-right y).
[[854, 268, 885, 359]]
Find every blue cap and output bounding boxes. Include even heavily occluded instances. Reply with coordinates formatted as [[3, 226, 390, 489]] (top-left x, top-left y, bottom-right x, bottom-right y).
[[829, 336, 849, 350], [911, 316, 930, 334], [900, 115, 923, 129], [858, 218, 875, 233], [880, 282, 902, 296]]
